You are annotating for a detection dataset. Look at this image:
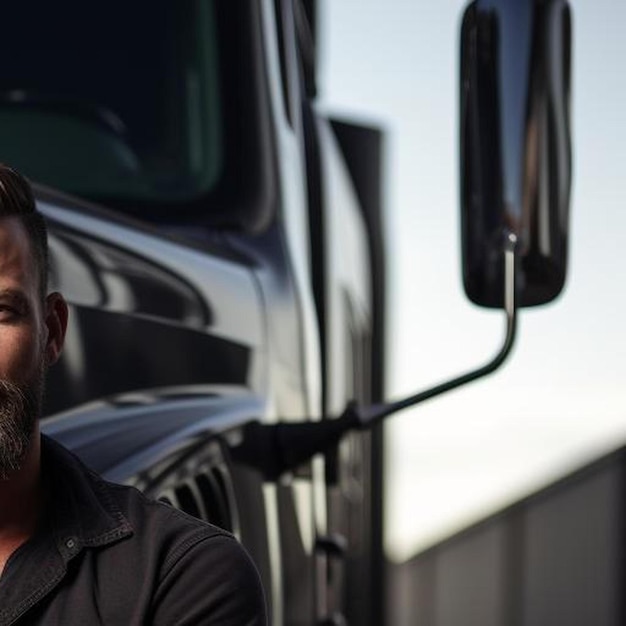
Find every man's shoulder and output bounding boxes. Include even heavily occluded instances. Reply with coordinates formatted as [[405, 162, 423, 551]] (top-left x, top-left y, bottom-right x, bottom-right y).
[[103, 480, 254, 589], [42, 434, 262, 597], [38, 437, 268, 623]]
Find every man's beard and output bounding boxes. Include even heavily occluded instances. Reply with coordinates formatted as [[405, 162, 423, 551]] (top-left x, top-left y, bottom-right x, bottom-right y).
[[0, 364, 45, 480]]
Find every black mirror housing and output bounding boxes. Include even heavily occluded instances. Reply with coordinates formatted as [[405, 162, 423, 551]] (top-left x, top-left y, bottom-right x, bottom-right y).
[[460, 0, 572, 308]]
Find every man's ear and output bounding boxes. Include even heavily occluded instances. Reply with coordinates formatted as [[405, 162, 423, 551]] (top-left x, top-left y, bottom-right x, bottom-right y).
[[44, 292, 69, 366]]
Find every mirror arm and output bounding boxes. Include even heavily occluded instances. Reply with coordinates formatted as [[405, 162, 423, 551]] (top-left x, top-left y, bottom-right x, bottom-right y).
[[357, 232, 518, 428], [234, 235, 518, 480]]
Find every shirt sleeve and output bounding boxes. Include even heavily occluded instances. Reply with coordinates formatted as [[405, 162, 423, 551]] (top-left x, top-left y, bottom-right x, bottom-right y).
[[149, 532, 268, 626]]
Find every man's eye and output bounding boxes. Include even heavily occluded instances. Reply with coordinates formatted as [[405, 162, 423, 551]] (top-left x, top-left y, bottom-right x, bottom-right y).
[[0, 305, 20, 320]]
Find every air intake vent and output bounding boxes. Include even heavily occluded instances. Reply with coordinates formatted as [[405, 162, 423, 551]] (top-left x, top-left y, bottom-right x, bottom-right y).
[[157, 469, 234, 533], [173, 482, 203, 520], [195, 468, 233, 531], [144, 439, 239, 535]]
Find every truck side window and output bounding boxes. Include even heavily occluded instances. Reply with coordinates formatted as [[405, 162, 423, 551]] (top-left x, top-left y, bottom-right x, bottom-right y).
[[0, 2, 222, 206]]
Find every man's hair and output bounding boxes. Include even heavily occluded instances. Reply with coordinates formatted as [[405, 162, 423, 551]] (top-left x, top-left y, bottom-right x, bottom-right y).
[[0, 164, 48, 298]]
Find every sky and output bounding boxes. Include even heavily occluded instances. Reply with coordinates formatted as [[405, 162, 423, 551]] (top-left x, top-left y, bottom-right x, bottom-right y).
[[320, 0, 626, 561]]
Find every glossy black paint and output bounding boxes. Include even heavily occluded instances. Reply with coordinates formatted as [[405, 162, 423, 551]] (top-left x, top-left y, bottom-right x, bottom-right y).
[[43, 220, 250, 415], [38, 195, 264, 417], [43, 391, 264, 482], [460, 0, 572, 307]]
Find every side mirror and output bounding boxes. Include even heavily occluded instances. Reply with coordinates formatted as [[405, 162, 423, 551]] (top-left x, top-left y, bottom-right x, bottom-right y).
[[460, 0, 572, 308]]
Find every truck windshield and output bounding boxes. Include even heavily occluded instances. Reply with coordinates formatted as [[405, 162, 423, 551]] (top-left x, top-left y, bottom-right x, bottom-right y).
[[0, 2, 223, 207]]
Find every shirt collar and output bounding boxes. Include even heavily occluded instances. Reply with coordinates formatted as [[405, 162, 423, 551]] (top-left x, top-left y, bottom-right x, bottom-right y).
[[41, 435, 133, 558]]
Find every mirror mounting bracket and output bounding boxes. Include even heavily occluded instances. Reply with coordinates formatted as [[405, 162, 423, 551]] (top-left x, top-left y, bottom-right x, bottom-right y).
[[234, 236, 519, 480], [358, 231, 518, 428]]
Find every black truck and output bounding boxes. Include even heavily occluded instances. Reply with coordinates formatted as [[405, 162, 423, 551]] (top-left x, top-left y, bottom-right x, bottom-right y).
[[0, 1, 572, 624]]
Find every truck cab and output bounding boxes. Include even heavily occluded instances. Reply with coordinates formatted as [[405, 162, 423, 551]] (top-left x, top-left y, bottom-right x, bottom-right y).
[[0, 2, 384, 624]]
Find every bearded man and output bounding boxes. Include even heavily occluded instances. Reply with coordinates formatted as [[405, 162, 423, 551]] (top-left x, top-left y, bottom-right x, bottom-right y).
[[0, 164, 266, 625]]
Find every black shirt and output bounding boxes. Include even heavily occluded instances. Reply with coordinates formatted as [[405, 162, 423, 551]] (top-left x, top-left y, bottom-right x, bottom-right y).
[[0, 436, 267, 625]]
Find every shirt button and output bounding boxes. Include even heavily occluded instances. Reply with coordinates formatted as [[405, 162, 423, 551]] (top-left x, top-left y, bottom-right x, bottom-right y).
[[66, 538, 76, 550]]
